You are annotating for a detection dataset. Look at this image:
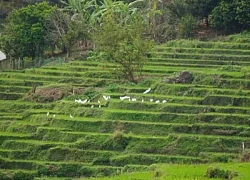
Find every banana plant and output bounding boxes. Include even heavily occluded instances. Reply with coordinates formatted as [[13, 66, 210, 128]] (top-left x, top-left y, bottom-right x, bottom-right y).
[[61, 0, 96, 22], [89, 0, 144, 26], [145, 0, 162, 39]]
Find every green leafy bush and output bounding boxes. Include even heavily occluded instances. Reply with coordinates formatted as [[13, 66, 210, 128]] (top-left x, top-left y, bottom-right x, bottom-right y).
[[241, 151, 250, 162], [205, 167, 238, 179], [178, 14, 198, 39], [104, 130, 130, 151]]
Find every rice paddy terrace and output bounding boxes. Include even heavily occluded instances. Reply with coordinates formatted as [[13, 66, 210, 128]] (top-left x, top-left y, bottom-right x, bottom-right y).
[[1, 38, 250, 179]]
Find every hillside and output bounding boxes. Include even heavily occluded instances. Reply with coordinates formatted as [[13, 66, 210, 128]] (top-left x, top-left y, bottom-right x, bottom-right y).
[[1, 38, 250, 179]]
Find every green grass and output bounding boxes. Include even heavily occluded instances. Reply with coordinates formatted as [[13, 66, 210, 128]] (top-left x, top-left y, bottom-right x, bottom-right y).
[[164, 39, 250, 49], [155, 46, 250, 55], [2, 37, 250, 179], [152, 52, 250, 61], [86, 162, 250, 180]]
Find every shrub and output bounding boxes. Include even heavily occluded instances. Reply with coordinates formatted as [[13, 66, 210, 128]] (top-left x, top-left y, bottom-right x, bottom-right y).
[[23, 57, 33, 68], [205, 167, 238, 179], [104, 130, 129, 151], [83, 88, 99, 100], [153, 169, 163, 178], [105, 84, 119, 93], [0, 172, 12, 180], [177, 14, 198, 39], [13, 171, 35, 180], [37, 164, 58, 177], [241, 151, 250, 162]]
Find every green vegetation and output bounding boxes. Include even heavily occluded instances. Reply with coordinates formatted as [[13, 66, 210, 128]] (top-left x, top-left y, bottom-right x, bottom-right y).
[[0, 2, 56, 68], [1, 0, 250, 72], [85, 163, 250, 180], [210, 0, 250, 30], [0, 0, 250, 179], [0, 36, 250, 179]]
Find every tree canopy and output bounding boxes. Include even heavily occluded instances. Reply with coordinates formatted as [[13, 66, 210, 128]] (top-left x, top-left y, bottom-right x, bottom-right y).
[[210, 0, 250, 31], [92, 0, 153, 83], [0, 0, 250, 81], [0, 2, 56, 67]]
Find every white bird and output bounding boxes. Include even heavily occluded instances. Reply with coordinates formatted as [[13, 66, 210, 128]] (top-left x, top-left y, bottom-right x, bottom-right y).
[[70, 114, 73, 118], [91, 105, 94, 108], [162, 100, 167, 103], [141, 99, 144, 103], [155, 100, 160, 103], [132, 98, 136, 101], [47, 112, 49, 116], [150, 99, 154, 102], [120, 96, 130, 100], [80, 99, 88, 104], [143, 88, 151, 94], [103, 95, 109, 101], [53, 114, 56, 118]]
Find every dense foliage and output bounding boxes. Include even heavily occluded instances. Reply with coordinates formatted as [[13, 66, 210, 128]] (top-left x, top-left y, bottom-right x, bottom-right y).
[[210, 0, 250, 31], [92, 0, 153, 83], [0, 2, 56, 67], [0, 0, 250, 81]]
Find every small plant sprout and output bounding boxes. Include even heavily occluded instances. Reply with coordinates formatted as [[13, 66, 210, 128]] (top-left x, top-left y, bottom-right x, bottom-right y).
[[132, 98, 136, 101], [98, 100, 100, 104], [99, 105, 101, 108], [143, 88, 151, 94], [70, 114, 73, 118], [47, 112, 49, 116], [162, 100, 167, 103], [91, 105, 94, 108], [150, 99, 154, 102], [155, 100, 160, 103], [141, 99, 144, 102], [53, 114, 56, 118]]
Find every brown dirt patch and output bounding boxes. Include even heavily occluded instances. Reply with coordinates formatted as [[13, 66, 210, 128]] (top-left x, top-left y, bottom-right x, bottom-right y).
[[25, 87, 73, 102]]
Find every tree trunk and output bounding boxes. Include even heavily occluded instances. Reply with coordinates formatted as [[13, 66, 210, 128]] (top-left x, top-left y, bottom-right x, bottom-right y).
[[127, 69, 137, 84], [51, 43, 55, 56], [12, 58, 16, 70], [205, 16, 209, 28], [67, 48, 70, 57]]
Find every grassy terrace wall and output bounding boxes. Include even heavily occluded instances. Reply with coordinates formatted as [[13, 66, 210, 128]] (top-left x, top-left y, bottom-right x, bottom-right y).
[[1, 38, 250, 179]]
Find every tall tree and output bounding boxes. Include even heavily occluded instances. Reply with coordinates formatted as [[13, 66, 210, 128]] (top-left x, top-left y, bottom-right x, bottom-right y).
[[45, 9, 88, 57], [210, 0, 250, 31], [92, 0, 152, 83], [185, 0, 219, 27], [61, 0, 96, 22], [0, 2, 56, 68]]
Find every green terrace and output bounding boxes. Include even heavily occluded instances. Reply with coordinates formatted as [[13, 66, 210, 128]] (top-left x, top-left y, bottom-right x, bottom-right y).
[[1, 39, 250, 179], [155, 46, 250, 55], [164, 40, 250, 50]]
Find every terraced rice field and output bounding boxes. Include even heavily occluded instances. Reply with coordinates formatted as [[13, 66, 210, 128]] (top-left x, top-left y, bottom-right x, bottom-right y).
[[1, 39, 250, 179]]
